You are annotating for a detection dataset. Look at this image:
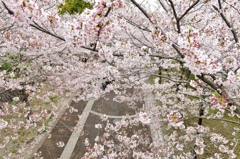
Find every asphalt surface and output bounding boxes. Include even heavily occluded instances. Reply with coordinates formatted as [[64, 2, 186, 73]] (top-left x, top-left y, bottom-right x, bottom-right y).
[[36, 92, 148, 159]]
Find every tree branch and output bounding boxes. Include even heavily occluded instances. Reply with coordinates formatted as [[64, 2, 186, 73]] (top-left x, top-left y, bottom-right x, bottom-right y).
[[93, 7, 112, 51], [172, 43, 185, 58], [168, 0, 181, 33], [158, 0, 168, 13], [0, 22, 15, 32], [178, 0, 200, 20], [149, 54, 184, 63], [213, 2, 239, 43], [80, 46, 98, 52], [196, 74, 219, 92], [130, 0, 153, 24], [1, 1, 14, 15], [123, 17, 151, 32], [152, 74, 189, 84], [30, 22, 66, 41]]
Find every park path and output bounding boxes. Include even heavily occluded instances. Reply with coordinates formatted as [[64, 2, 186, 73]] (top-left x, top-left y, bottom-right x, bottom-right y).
[[35, 91, 149, 159]]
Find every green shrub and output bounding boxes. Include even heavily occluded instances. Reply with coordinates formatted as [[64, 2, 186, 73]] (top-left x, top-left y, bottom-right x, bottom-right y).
[[58, 0, 92, 15]]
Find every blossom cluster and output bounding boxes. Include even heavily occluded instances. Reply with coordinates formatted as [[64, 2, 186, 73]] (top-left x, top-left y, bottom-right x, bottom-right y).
[[0, 0, 240, 158]]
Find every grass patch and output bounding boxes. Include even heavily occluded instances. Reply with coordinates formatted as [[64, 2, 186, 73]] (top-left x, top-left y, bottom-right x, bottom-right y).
[[157, 103, 240, 158], [0, 83, 65, 158]]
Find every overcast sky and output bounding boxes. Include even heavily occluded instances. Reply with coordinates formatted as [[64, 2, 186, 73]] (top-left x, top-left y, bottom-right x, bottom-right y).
[[135, 0, 159, 11]]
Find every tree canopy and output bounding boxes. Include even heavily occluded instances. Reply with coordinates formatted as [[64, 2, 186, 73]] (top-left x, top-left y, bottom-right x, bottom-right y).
[[0, 0, 240, 158]]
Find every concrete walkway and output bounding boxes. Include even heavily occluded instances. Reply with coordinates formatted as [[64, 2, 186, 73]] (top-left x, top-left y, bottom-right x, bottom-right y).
[[59, 99, 95, 159], [36, 92, 158, 159]]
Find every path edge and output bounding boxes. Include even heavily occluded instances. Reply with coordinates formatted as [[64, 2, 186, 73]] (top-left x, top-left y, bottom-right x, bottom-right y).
[[23, 97, 72, 159], [144, 94, 165, 147], [59, 99, 95, 159]]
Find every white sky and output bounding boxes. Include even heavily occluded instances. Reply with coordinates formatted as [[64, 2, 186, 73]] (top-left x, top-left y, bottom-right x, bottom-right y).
[[135, 0, 159, 11]]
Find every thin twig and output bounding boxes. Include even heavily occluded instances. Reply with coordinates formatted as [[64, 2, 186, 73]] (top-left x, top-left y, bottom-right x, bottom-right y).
[[149, 54, 184, 63], [152, 74, 189, 83]]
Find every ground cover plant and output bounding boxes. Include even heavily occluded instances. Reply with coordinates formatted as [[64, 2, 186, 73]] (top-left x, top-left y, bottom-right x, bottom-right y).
[[0, 0, 240, 158], [0, 82, 63, 158]]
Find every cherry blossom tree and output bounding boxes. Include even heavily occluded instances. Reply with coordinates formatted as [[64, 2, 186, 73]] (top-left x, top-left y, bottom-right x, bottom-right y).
[[0, 0, 240, 158]]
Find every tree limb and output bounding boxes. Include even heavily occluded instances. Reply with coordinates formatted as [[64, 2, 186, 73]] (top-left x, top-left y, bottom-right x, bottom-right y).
[[130, 0, 154, 24], [1, 1, 14, 15], [213, 2, 239, 43], [168, 0, 180, 33], [30, 22, 66, 41], [179, 0, 200, 20]]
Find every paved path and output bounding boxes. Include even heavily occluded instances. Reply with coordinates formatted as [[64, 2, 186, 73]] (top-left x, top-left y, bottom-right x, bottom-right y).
[[59, 99, 95, 159], [36, 92, 154, 159], [145, 94, 164, 147]]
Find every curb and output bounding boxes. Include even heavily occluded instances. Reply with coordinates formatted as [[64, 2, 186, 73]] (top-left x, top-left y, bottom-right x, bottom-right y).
[[21, 97, 72, 159]]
